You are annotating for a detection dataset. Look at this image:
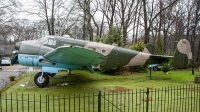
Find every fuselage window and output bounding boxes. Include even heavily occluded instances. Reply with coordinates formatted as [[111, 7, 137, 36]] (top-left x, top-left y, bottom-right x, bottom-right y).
[[114, 51, 118, 55], [102, 49, 105, 53]]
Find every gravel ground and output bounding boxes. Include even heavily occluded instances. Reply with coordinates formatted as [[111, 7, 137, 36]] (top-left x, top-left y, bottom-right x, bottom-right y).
[[0, 64, 40, 90]]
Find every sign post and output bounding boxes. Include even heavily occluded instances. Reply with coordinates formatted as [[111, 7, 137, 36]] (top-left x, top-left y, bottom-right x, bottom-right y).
[[191, 25, 196, 75]]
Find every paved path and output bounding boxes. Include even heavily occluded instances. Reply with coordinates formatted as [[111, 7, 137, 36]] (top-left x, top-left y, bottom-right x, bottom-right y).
[[0, 65, 41, 90]]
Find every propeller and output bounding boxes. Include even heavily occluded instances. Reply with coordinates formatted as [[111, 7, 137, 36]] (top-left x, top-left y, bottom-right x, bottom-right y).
[[11, 54, 18, 65], [12, 44, 20, 65]]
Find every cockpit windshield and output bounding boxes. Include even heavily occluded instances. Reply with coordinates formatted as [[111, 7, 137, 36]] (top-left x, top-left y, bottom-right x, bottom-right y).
[[37, 36, 57, 47]]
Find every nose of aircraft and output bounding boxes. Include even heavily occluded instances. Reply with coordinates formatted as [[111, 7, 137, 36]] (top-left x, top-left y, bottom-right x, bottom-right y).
[[15, 42, 22, 50]]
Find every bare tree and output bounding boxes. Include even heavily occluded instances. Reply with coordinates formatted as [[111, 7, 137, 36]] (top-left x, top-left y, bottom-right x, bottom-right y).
[[75, 0, 94, 40], [116, 0, 136, 46], [132, 0, 142, 44], [142, 0, 179, 44], [0, 0, 21, 46], [28, 0, 70, 35], [98, 0, 117, 28], [193, 0, 200, 64]]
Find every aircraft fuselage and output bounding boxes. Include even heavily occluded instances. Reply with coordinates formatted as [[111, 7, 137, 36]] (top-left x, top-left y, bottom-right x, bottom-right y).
[[15, 35, 165, 71]]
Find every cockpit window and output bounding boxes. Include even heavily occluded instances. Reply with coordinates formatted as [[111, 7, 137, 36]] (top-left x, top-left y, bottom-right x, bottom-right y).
[[47, 39, 54, 45], [38, 36, 57, 48], [46, 38, 56, 46]]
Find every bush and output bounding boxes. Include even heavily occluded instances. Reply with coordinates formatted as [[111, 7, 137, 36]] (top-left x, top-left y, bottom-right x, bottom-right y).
[[168, 51, 175, 67], [99, 67, 119, 75], [134, 65, 148, 73], [96, 26, 123, 75], [129, 41, 145, 52], [156, 33, 165, 55], [104, 26, 123, 47], [129, 41, 147, 73], [162, 63, 171, 74]]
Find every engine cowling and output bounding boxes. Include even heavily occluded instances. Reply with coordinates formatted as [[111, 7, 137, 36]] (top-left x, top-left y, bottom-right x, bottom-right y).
[[18, 54, 41, 66]]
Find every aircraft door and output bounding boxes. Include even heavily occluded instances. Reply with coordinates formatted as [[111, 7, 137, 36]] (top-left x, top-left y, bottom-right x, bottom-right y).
[[95, 47, 108, 66], [100, 56, 108, 66]]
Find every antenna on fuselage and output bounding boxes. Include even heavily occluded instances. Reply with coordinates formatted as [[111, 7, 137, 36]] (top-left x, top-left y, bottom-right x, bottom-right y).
[[63, 35, 71, 38]]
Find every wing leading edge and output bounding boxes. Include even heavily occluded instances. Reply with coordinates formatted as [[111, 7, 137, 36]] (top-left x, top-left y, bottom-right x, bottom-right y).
[[43, 46, 105, 69]]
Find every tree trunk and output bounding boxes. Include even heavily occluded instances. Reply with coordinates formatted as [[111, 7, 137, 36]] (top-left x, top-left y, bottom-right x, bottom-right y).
[[44, 0, 51, 35], [100, 13, 105, 38], [51, 0, 55, 35], [132, 0, 140, 44], [109, 0, 117, 28], [142, 0, 149, 44]]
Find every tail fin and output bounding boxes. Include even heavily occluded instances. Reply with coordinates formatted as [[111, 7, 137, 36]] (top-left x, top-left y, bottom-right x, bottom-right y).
[[143, 43, 155, 54], [174, 39, 192, 68]]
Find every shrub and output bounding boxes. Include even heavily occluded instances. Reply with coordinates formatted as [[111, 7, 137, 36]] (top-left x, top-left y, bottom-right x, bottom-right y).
[[134, 65, 148, 73], [99, 67, 119, 75], [162, 63, 171, 74], [104, 26, 123, 47], [96, 26, 123, 75], [168, 51, 175, 67], [129, 41, 147, 73], [155, 33, 165, 55], [129, 41, 145, 52]]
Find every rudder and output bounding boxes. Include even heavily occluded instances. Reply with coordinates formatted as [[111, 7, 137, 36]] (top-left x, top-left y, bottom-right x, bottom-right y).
[[174, 39, 192, 68]]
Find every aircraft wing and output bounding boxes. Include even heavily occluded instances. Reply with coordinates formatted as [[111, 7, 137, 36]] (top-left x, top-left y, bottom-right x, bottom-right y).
[[43, 46, 105, 67]]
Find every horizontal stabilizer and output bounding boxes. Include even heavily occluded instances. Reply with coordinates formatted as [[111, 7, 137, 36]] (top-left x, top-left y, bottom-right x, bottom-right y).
[[151, 55, 173, 59]]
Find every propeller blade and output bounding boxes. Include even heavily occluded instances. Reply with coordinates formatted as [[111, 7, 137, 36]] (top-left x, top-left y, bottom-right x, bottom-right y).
[[11, 55, 18, 65]]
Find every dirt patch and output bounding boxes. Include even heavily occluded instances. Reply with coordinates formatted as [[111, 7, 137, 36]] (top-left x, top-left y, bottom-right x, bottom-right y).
[[103, 86, 130, 93], [142, 97, 153, 102]]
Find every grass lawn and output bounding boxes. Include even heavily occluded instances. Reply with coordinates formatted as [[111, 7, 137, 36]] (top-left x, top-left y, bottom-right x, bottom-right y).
[[2, 68, 200, 94], [1, 69, 200, 112]]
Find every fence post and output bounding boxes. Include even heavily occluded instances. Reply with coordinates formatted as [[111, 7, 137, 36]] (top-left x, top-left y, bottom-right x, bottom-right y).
[[146, 88, 150, 112], [0, 91, 1, 112], [98, 91, 101, 112]]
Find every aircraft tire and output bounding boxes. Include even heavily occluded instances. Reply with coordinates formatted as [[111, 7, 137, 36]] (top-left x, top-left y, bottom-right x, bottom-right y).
[[34, 72, 49, 87]]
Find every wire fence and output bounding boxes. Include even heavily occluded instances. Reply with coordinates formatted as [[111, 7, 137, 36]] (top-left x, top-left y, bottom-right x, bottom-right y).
[[0, 84, 199, 112]]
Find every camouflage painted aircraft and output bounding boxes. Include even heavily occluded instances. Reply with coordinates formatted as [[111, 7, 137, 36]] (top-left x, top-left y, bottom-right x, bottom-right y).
[[12, 35, 192, 87]]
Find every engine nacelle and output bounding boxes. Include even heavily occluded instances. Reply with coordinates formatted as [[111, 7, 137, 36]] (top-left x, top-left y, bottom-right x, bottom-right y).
[[18, 54, 41, 66], [18, 54, 54, 67], [18, 54, 81, 72]]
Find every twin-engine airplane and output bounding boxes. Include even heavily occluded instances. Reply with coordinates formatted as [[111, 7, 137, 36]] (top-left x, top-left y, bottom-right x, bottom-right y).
[[12, 35, 192, 87]]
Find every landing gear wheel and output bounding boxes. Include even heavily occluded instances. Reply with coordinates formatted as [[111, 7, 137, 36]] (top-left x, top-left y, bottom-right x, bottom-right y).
[[34, 72, 49, 88]]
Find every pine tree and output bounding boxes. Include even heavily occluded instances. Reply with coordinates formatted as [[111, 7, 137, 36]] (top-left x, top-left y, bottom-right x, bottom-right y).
[[156, 33, 165, 55], [104, 26, 122, 47]]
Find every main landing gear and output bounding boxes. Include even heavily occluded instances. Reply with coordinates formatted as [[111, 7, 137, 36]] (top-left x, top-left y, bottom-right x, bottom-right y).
[[34, 72, 51, 87]]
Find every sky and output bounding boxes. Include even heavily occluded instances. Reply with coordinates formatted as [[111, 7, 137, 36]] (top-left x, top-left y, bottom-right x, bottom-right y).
[[16, 0, 41, 21], [16, 0, 103, 21]]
